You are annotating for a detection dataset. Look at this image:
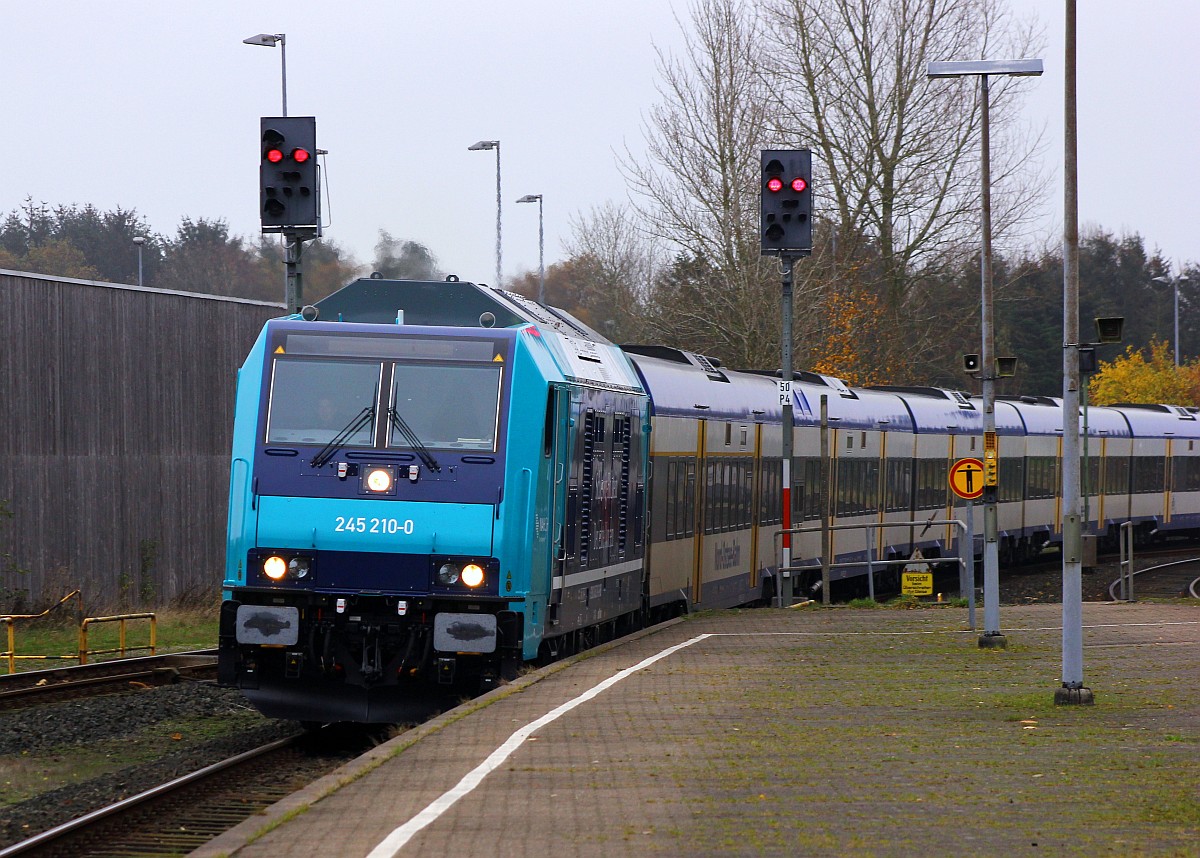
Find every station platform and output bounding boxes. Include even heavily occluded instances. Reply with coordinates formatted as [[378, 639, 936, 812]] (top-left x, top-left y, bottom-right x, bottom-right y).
[[195, 602, 1200, 857]]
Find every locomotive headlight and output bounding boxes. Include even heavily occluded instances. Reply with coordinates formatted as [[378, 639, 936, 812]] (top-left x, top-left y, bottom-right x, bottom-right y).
[[461, 563, 485, 588], [263, 555, 288, 581], [437, 563, 460, 585], [288, 557, 310, 579], [365, 467, 393, 493]]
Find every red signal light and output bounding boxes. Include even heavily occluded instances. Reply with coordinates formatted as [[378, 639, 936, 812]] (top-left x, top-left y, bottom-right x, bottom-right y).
[[292, 148, 311, 163], [766, 177, 783, 193], [791, 177, 808, 193], [266, 149, 284, 164]]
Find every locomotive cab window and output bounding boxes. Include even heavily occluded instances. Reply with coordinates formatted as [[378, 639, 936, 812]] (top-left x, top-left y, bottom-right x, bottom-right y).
[[390, 363, 502, 452], [265, 359, 381, 446]]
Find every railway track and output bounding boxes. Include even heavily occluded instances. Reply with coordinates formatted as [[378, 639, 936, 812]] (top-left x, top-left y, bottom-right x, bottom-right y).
[[0, 651, 217, 711], [0, 724, 380, 858], [1107, 553, 1200, 601]]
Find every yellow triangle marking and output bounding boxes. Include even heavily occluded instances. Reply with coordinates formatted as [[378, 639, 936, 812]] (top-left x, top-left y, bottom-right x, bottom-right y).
[[274, 346, 286, 354], [493, 354, 504, 362]]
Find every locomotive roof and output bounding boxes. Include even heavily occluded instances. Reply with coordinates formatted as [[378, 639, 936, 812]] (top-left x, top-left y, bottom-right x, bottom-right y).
[[310, 276, 643, 394], [313, 276, 611, 343]]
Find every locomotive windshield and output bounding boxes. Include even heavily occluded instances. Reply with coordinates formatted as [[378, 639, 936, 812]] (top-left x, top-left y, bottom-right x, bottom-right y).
[[265, 359, 381, 446], [263, 345, 505, 454], [391, 363, 502, 452]]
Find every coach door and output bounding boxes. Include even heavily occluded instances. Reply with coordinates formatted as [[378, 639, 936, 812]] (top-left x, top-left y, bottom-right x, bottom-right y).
[[548, 384, 573, 626], [691, 420, 707, 604]]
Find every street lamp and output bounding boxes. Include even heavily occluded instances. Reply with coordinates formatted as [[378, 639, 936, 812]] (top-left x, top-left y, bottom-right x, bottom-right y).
[[1152, 274, 1190, 366], [516, 194, 544, 304], [132, 236, 145, 288], [242, 33, 287, 116], [469, 140, 502, 287], [928, 57, 1043, 649]]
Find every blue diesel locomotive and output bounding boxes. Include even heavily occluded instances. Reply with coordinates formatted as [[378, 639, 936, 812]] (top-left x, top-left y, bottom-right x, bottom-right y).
[[218, 278, 649, 722], [219, 276, 1200, 723]]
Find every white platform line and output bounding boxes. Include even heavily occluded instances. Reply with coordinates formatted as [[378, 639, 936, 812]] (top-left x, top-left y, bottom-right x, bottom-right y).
[[366, 633, 713, 858]]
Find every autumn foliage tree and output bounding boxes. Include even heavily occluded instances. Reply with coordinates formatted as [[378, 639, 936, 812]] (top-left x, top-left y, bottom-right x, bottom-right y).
[[808, 285, 888, 385], [1088, 338, 1200, 406]]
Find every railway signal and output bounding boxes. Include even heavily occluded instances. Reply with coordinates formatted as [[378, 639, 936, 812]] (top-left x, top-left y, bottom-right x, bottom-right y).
[[760, 149, 812, 256], [260, 116, 319, 230]]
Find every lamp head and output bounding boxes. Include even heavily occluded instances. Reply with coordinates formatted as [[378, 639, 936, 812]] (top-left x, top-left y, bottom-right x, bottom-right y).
[[243, 33, 282, 47]]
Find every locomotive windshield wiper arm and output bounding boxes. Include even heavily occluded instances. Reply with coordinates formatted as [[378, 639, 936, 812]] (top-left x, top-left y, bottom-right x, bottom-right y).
[[310, 407, 375, 469], [387, 407, 441, 472]]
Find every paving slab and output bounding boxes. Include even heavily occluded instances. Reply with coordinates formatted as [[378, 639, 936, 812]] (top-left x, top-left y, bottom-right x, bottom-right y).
[[195, 602, 1200, 858]]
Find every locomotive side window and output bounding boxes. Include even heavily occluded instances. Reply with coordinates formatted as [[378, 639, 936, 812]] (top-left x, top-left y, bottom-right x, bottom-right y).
[[265, 359, 381, 446], [390, 363, 502, 452]]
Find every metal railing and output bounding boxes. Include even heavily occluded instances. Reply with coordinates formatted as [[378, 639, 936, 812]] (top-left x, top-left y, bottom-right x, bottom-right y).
[[78, 614, 157, 665], [2, 591, 156, 673], [1, 590, 85, 674], [1118, 521, 1135, 601], [775, 519, 973, 623]]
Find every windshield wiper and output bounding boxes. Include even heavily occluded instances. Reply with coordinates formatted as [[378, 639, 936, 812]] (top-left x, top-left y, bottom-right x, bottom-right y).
[[388, 407, 441, 472], [310, 407, 375, 469]]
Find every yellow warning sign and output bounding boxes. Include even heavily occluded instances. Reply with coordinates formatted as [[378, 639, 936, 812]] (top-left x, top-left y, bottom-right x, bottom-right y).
[[902, 572, 934, 596], [949, 457, 985, 500], [274, 345, 285, 354], [902, 549, 933, 595], [492, 354, 504, 362]]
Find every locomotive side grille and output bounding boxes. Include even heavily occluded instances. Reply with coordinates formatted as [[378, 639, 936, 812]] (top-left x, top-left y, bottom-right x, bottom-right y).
[[580, 409, 595, 565], [618, 414, 631, 554]]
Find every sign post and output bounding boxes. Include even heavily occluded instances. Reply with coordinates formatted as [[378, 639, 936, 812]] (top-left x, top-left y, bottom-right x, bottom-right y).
[[761, 149, 812, 607], [950, 456, 1002, 645]]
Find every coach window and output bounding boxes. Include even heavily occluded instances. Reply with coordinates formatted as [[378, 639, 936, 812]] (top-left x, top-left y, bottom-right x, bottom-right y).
[[998, 458, 1024, 503], [1131, 455, 1165, 494], [1105, 457, 1130, 496], [884, 459, 912, 512]]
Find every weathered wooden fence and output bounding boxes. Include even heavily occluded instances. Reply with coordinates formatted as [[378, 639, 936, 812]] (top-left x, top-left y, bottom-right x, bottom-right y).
[[0, 269, 283, 611]]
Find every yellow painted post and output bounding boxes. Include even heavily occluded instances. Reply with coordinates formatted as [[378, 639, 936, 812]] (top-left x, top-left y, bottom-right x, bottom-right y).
[[4, 619, 14, 674]]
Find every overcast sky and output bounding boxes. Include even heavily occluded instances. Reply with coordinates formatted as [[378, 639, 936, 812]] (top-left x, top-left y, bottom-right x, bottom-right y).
[[1, 1, 1195, 289]]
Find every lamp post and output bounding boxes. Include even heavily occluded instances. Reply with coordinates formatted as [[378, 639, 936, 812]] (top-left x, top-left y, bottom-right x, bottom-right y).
[[132, 236, 145, 288], [1152, 274, 1190, 365], [928, 57, 1043, 649], [242, 33, 287, 115], [469, 140, 502, 287], [516, 194, 544, 304]]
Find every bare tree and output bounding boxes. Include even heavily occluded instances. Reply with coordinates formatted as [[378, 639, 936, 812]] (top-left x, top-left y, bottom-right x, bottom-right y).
[[564, 202, 663, 343], [621, 0, 799, 369], [759, 0, 1045, 310]]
